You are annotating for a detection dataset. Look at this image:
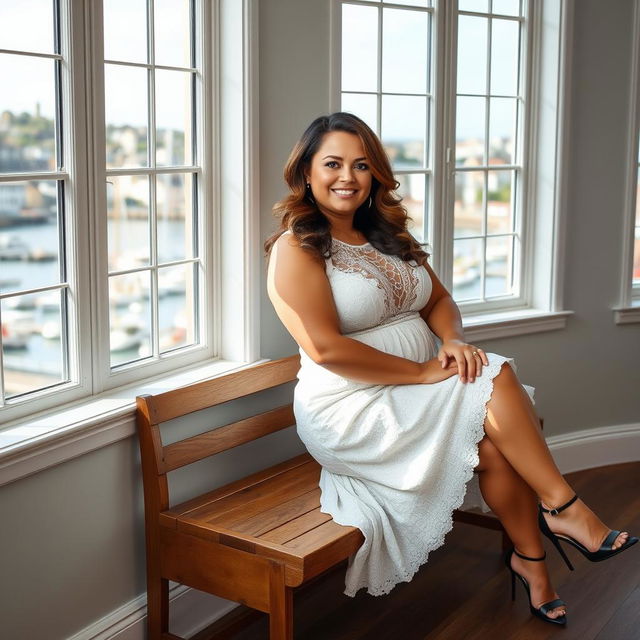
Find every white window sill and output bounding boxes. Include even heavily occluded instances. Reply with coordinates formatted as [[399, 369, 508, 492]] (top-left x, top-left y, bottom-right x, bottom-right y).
[[613, 303, 640, 325], [463, 309, 574, 341], [0, 357, 265, 488]]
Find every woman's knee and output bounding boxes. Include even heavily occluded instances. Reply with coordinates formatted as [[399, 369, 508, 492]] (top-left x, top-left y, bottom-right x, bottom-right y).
[[476, 435, 510, 472]]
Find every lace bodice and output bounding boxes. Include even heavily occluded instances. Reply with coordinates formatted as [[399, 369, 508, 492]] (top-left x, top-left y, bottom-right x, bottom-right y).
[[326, 238, 432, 334]]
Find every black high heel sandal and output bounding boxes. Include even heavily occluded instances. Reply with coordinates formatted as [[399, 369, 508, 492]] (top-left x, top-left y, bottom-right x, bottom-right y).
[[538, 494, 639, 571], [505, 548, 567, 626]]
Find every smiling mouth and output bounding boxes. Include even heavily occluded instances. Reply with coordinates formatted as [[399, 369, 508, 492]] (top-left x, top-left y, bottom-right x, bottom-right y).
[[332, 189, 358, 197]]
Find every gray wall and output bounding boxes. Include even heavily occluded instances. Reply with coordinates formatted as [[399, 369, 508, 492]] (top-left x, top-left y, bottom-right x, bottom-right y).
[[1, 1, 639, 638]]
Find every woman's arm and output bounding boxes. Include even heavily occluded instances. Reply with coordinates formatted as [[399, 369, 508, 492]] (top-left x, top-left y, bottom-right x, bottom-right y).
[[267, 235, 458, 385], [419, 262, 488, 383]]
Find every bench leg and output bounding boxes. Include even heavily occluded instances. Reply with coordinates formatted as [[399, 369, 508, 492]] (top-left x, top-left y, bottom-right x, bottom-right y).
[[147, 574, 170, 640], [268, 562, 293, 640]]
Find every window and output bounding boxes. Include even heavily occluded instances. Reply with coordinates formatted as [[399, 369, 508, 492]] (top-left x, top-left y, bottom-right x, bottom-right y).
[[335, 0, 572, 331], [0, 0, 258, 427], [103, 0, 201, 370], [452, 0, 525, 308], [339, 1, 433, 245], [0, 1, 73, 408]]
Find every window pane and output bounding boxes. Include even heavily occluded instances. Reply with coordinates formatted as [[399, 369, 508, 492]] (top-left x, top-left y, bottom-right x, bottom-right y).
[[103, 0, 148, 64], [486, 235, 513, 296], [453, 237, 482, 300], [457, 15, 488, 95], [0, 181, 61, 292], [454, 170, 483, 238], [489, 97, 516, 165], [492, 0, 521, 17], [0, 0, 55, 54], [456, 96, 485, 166], [382, 8, 429, 94], [397, 173, 426, 240], [107, 175, 150, 271], [109, 271, 152, 367], [105, 64, 149, 168], [155, 0, 192, 68], [158, 263, 196, 353], [341, 93, 378, 134], [156, 69, 192, 167], [490, 18, 519, 96], [458, 0, 488, 12], [2, 290, 65, 399], [157, 173, 193, 264], [382, 95, 426, 169], [0, 54, 57, 173], [342, 4, 379, 93], [487, 169, 514, 234]]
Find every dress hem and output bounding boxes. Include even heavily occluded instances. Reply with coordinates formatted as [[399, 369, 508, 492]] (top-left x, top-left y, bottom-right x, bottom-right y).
[[318, 357, 514, 598]]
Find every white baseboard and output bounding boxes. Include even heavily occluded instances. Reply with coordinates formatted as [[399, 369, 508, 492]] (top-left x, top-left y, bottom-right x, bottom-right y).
[[68, 421, 640, 640], [66, 583, 237, 640], [547, 422, 640, 475]]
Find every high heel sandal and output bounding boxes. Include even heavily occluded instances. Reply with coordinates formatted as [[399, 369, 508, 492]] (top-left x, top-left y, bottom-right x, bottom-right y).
[[538, 494, 639, 571], [505, 548, 567, 626]]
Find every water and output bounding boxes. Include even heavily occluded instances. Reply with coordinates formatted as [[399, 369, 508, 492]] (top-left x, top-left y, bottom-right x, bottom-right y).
[[1, 219, 191, 395]]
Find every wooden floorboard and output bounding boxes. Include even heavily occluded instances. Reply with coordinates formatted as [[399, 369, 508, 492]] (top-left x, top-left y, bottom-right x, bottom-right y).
[[191, 462, 640, 640]]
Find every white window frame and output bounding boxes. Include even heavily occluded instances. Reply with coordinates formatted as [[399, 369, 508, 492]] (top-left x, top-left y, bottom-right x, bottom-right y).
[[331, 0, 574, 340], [614, 0, 640, 325], [0, 0, 260, 483]]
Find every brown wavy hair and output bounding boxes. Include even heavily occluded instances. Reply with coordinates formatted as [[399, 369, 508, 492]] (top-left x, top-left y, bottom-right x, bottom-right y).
[[264, 112, 429, 265]]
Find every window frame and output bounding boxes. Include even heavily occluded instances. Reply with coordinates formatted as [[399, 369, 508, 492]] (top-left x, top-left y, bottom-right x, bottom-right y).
[[331, 0, 575, 339], [614, 0, 640, 324]]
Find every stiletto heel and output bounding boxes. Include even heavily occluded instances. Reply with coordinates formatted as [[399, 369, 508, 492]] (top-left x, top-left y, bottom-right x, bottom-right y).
[[538, 508, 574, 570], [504, 548, 567, 626], [538, 494, 638, 567]]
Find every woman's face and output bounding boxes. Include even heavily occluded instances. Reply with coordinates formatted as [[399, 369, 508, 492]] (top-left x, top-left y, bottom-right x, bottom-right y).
[[305, 131, 372, 222]]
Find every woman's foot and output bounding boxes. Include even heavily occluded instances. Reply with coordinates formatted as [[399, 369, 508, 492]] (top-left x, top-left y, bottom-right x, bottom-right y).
[[540, 496, 630, 552], [510, 550, 566, 620]]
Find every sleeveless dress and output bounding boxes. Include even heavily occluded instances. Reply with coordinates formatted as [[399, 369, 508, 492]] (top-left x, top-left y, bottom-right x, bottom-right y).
[[290, 235, 535, 597]]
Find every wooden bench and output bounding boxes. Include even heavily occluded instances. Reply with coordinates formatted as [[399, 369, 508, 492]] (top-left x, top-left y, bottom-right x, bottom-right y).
[[136, 355, 508, 640]]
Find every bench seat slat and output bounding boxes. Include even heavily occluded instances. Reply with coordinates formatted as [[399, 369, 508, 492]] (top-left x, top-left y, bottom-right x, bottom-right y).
[[167, 453, 313, 516], [259, 507, 333, 545], [231, 487, 322, 536], [285, 519, 363, 552], [192, 462, 320, 524]]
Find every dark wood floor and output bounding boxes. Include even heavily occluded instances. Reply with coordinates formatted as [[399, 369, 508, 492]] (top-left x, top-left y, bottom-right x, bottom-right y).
[[199, 462, 640, 640]]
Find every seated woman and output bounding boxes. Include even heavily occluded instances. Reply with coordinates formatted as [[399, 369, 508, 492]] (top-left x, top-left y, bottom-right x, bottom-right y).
[[265, 112, 637, 625]]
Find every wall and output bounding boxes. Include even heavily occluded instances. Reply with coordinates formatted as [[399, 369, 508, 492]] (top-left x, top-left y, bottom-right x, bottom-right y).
[[0, 1, 638, 638]]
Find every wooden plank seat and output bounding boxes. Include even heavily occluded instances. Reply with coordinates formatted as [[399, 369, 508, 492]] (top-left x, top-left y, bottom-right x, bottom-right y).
[[136, 355, 509, 640]]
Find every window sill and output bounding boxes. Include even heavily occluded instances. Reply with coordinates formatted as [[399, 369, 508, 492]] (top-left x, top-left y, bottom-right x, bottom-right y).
[[0, 357, 265, 488], [612, 303, 640, 325], [462, 309, 574, 341]]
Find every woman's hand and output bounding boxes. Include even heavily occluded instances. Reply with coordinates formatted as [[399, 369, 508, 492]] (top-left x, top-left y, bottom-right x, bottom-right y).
[[419, 357, 459, 384], [437, 339, 489, 383]]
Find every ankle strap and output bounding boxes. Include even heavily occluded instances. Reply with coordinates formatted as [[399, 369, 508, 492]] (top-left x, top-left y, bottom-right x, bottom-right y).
[[540, 494, 578, 516], [514, 549, 546, 562]]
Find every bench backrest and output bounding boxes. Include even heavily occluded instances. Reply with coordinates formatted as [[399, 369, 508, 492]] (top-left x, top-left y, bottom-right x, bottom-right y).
[[136, 355, 301, 513]]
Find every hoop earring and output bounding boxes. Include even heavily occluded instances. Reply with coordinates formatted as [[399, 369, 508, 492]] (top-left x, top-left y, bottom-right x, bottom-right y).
[[368, 196, 373, 209]]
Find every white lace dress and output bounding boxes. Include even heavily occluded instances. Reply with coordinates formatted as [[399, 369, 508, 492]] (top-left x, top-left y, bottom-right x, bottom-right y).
[[292, 236, 535, 597]]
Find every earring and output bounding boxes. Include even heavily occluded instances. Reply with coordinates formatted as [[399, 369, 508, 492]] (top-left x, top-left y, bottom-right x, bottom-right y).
[[306, 182, 316, 204], [368, 196, 373, 209]]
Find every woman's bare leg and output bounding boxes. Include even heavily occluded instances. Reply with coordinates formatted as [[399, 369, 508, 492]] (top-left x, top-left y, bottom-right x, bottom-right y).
[[482, 362, 629, 551], [476, 437, 565, 619]]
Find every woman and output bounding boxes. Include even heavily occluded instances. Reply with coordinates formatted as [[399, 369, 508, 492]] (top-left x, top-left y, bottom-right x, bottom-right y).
[[265, 112, 637, 625]]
